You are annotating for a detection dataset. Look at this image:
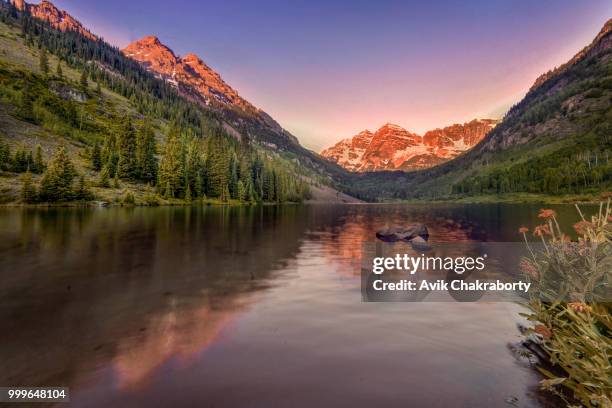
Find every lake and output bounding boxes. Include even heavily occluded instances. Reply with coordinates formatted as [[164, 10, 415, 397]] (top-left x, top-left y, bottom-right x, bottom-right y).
[[0, 203, 591, 407]]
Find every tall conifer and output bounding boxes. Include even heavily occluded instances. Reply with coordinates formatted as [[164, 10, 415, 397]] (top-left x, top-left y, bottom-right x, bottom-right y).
[[117, 117, 138, 179]]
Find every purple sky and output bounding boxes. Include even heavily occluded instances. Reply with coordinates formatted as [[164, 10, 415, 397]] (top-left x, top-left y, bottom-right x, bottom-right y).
[[50, 0, 611, 151]]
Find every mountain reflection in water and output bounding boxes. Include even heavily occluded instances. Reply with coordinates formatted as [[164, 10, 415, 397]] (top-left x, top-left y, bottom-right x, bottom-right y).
[[0, 204, 587, 407]]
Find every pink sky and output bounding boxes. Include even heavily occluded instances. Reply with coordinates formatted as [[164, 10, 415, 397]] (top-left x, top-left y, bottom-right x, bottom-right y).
[[51, 1, 612, 151]]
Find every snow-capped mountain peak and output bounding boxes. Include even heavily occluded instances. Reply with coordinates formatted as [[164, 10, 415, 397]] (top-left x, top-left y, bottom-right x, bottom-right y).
[[321, 119, 499, 172]]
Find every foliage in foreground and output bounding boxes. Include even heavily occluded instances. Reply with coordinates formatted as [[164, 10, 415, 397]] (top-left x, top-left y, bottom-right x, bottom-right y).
[[518, 198, 612, 407]]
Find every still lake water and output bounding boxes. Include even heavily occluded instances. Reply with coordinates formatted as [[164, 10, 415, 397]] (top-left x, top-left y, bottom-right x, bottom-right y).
[[0, 204, 591, 407]]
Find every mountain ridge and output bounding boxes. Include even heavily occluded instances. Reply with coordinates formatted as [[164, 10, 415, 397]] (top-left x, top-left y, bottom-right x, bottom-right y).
[[10, 0, 306, 150], [321, 119, 498, 172], [348, 17, 611, 200], [11, 0, 97, 40], [122, 35, 258, 114], [4, 0, 610, 202]]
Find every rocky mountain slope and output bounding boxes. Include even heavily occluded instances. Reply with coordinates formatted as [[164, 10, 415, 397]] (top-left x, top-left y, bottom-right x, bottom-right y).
[[118, 31, 355, 186], [11, 0, 97, 40], [120, 34, 308, 152], [122, 36, 256, 114], [2, 0, 355, 200], [321, 120, 498, 171], [350, 18, 611, 200], [529, 18, 612, 92]]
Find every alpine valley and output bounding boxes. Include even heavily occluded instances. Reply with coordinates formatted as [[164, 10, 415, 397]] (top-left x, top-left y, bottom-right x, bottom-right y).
[[348, 17, 611, 201], [0, 0, 610, 205]]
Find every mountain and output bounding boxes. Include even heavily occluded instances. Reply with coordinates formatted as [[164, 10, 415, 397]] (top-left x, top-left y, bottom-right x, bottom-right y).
[[120, 34, 353, 186], [349, 18, 611, 200], [122, 36, 256, 114], [321, 120, 498, 172], [13, 0, 351, 182], [120, 35, 304, 148], [0, 0, 356, 203], [11, 0, 97, 40], [478, 18, 612, 153], [5, 0, 609, 202], [529, 18, 612, 92]]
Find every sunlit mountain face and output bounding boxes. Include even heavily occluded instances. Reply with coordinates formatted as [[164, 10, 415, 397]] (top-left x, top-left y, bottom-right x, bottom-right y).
[[122, 35, 257, 113], [321, 120, 499, 172], [12, 0, 97, 40]]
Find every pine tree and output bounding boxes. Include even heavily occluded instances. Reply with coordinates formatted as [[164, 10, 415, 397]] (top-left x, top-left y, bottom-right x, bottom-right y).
[[247, 179, 255, 202], [104, 152, 119, 179], [183, 137, 202, 197], [91, 142, 102, 171], [237, 180, 246, 201], [163, 181, 172, 199], [39, 145, 76, 202], [39, 47, 49, 75], [80, 68, 88, 90], [98, 164, 111, 187], [194, 173, 203, 198], [185, 184, 192, 202], [12, 146, 29, 172], [0, 140, 10, 171], [33, 144, 44, 174], [229, 152, 238, 198], [26, 150, 34, 171], [56, 61, 63, 78], [17, 83, 35, 123], [74, 175, 93, 200], [101, 133, 116, 165], [221, 184, 230, 202], [136, 121, 157, 183], [205, 134, 230, 198], [21, 171, 37, 203], [158, 127, 184, 198], [116, 117, 138, 179]]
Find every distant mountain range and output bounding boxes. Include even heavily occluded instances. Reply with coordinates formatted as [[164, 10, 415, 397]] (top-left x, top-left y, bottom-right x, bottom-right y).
[[348, 17, 611, 200], [321, 120, 498, 172], [5, 0, 611, 200]]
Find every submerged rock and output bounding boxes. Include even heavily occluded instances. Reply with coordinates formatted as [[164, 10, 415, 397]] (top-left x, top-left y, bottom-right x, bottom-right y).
[[376, 224, 429, 242]]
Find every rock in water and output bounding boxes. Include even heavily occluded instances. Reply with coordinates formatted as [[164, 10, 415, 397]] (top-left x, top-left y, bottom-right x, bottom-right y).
[[376, 224, 429, 242], [409, 236, 432, 251]]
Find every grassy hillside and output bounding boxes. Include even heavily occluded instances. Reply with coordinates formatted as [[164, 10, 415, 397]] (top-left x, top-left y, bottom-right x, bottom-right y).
[[1, 2, 608, 205], [0, 10, 314, 205], [349, 20, 612, 202]]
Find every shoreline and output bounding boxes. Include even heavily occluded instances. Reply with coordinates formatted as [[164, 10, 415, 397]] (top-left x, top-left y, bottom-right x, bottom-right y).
[[0, 195, 604, 208], [379, 193, 605, 205], [0, 199, 302, 208]]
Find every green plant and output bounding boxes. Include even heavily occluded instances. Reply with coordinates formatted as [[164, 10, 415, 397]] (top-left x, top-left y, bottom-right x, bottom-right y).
[[519, 197, 612, 407], [121, 191, 135, 205], [20, 170, 37, 203]]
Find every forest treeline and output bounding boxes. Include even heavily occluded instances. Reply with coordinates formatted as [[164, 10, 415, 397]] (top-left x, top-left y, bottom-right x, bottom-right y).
[[0, 2, 310, 204], [1, 1, 610, 204], [451, 132, 612, 196], [93, 117, 310, 203], [0, 1, 210, 133]]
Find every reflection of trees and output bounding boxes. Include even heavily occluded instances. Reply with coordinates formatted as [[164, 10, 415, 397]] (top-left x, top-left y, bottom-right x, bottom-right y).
[[0, 206, 311, 390], [0, 204, 591, 392]]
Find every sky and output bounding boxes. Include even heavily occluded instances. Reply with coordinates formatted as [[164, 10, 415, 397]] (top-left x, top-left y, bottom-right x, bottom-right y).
[[50, 0, 611, 151]]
